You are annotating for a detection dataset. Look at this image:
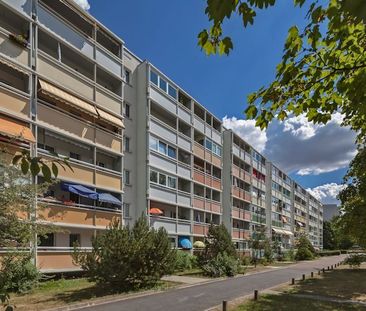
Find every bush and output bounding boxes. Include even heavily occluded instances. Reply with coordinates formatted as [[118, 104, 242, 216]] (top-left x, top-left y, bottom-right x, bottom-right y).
[[344, 254, 366, 268], [240, 256, 251, 266], [295, 234, 316, 261], [73, 216, 176, 290], [283, 249, 295, 261], [174, 251, 197, 272], [202, 253, 238, 277], [0, 253, 41, 293], [317, 250, 342, 257]]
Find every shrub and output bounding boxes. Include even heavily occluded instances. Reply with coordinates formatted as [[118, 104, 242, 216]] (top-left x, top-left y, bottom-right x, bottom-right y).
[[73, 216, 176, 290], [202, 253, 238, 277], [0, 252, 41, 293], [295, 234, 316, 261], [344, 254, 366, 268], [317, 250, 342, 257], [240, 256, 251, 266], [174, 251, 197, 272], [263, 239, 274, 263], [283, 249, 295, 261]]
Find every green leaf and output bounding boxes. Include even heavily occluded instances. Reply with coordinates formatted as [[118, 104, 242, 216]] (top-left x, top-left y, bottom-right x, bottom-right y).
[[21, 158, 29, 175], [245, 105, 258, 119], [41, 164, 51, 181], [30, 159, 41, 177], [12, 154, 22, 165], [51, 162, 59, 178], [238, 3, 256, 27]]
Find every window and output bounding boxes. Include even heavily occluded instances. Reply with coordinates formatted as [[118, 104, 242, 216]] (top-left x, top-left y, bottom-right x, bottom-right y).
[[149, 136, 158, 151], [159, 173, 166, 186], [150, 170, 177, 189], [123, 203, 130, 218], [69, 233, 81, 247], [167, 146, 176, 159], [150, 170, 158, 183], [168, 84, 177, 98], [124, 170, 130, 185], [70, 152, 80, 160], [159, 77, 167, 92], [150, 70, 158, 85], [158, 141, 167, 154], [39, 233, 54, 247], [124, 69, 130, 84], [205, 139, 212, 151], [124, 136, 130, 152], [124, 103, 130, 118], [168, 176, 176, 189]]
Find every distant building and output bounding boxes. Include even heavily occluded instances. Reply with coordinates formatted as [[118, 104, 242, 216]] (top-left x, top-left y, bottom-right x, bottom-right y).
[[323, 204, 340, 221]]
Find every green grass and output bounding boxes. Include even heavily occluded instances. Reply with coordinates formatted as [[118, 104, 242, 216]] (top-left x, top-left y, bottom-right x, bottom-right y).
[[10, 278, 179, 311], [234, 264, 366, 311]]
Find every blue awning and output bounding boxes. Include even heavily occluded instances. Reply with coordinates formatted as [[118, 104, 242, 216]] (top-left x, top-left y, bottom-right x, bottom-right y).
[[98, 193, 121, 205], [61, 183, 98, 200], [179, 238, 192, 250]]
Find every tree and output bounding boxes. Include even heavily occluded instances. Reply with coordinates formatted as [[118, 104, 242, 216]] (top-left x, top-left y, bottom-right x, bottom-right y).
[[199, 0, 366, 246], [73, 216, 176, 290], [338, 148, 366, 248], [200, 223, 237, 264], [198, 224, 238, 277], [323, 220, 337, 250], [249, 226, 266, 267], [295, 233, 315, 260]]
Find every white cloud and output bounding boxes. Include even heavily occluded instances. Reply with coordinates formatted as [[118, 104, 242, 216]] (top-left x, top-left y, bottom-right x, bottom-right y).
[[72, 0, 90, 10], [222, 116, 267, 153], [307, 183, 345, 204], [222, 113, 356, 176]]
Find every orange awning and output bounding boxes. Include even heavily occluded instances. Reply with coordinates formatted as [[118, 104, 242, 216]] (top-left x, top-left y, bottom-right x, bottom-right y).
[[282, 216, 288, 223], [150, 208, 164, 215], [97, 108, 124, 128], [38, 79, 98, 117], [0, 116, 35, 143]]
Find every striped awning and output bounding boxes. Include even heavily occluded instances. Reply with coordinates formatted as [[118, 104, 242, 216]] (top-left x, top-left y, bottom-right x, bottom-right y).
[[38, 79, 98, 117], [0, 115, 35, 143], [272, 228, 294, 236], [97, 108, 124, 128]]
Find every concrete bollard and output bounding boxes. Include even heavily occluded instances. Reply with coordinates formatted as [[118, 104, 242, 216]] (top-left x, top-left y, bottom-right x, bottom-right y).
[[291, 278, 295, 285], [318, 270, 321, 275], [327, 266, 330, 271], [302, 274, 305, 281], [222, 300, 227, 311], [323, 268, 325, 273], [254, 290, 259, 301], [311, 272, 314, 278]]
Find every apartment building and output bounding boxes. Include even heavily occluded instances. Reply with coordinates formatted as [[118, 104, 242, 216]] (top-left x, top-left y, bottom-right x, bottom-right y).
[[0, 0, 323, 272], [0, 0, 126, 272]]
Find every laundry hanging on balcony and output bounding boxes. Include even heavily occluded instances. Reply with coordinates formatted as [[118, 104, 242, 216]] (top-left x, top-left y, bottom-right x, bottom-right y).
[[61, 183, 99, 200], [98, 192, 121, 205]]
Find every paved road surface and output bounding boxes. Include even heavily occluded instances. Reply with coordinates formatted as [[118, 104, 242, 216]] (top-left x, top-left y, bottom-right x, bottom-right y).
[[82, 255, 346, 311]]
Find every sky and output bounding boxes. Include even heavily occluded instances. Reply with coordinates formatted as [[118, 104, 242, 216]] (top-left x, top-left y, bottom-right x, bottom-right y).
[[73, 0, 356, 204]]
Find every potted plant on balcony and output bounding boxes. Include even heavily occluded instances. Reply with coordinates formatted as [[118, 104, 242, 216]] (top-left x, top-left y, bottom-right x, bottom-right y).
[[9, 33, 29, 48]]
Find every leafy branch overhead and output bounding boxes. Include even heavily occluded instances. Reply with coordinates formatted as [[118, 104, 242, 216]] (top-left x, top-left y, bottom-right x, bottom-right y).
[[199, 0, 366, 141], [11, 150, 73, 182]]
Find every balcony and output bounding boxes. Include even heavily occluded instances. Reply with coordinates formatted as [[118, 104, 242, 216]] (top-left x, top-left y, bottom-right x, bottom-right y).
[[38, 103, 122, 152], [0, 30, 30, 67], [38, 202, 121, 229], [37, 54, 94, 101], [232, 228, 250, 240], [193, 197, 221, 213], [96, 169, 122, 191], [232, 208, 251, 221], [193, 169, 221, 191], [0, 86, 29, 118], [232, 164, 251, 183], [37, 250, 81, 272], [251, 214, 266, 224], [150, 216, 191, 235], [232, 186, 251, 202], [193, 224, 209, 236]]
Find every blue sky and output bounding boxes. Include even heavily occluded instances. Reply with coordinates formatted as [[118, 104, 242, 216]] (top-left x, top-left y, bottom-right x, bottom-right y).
[[78, 0, 355, 203]]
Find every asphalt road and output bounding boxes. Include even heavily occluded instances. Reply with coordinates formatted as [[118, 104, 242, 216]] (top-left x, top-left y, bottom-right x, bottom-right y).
[[82, 255, 346, 311]]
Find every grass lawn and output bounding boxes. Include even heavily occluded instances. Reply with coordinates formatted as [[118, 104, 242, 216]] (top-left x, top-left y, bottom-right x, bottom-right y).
[[10, 278, 179, 311], [233, 264, 366, 311]]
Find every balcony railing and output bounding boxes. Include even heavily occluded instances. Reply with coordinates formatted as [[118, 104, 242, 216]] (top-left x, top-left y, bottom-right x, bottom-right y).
[[232, 207, 251, 221], [193, 169, 221, 190], [232, 228, 250, 240], [193, 196, 221, 213]]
